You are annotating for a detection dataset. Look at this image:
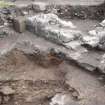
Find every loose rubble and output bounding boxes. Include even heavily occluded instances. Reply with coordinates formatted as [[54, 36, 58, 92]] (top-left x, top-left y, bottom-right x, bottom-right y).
[[50, 93, 79, 105], [0, 86, 15, 104]]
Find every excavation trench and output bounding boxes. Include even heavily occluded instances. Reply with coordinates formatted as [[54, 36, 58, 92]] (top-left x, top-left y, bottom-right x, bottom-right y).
[[0, 48, 81, 105], [0, 44, 104, 105], [0, 1, 105, 105]]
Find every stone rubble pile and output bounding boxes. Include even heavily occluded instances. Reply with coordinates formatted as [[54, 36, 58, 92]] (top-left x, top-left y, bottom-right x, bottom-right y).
[[0, 86, 15, 104], [26, 13, 82, 48], [0, 5, 25, 28], [82, 19, 105, 51]]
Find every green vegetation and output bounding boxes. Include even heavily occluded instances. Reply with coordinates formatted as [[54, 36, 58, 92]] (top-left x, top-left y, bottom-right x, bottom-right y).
[[0, 0, 14, 8]]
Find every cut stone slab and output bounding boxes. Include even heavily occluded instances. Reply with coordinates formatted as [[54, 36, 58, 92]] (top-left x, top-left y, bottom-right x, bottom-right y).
[[64, 40, 87, 53], [73, 51, 101, 71], [100, 19, 105, 27], [0, 16, 4, 26], [63, 46, 102, 72], [13, 16, 26, 33]]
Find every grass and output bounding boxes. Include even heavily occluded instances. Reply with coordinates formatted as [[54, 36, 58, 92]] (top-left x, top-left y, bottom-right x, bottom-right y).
[[0, 0, 14, 8]]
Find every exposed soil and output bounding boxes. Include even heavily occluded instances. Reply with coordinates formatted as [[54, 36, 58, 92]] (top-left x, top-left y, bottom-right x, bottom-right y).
[[0, 49, 81, 105], [0, 1, 105, 105], [5, 0, 105, 5], [0, 19, 103, 105], [0, 35, 104, 105]]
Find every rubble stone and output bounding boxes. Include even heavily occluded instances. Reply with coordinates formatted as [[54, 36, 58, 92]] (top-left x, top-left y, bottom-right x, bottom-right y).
[[81, 35, 99, 48], [0, 30, 8, 38], [0, 86, 15, 95], [50, 93, 79, 105], [98, 54, 105, 73], [81, 19, 105, 50]]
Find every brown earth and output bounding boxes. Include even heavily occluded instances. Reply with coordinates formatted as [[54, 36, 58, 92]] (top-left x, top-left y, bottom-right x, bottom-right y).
[[0, 1, 105, 105], [5, 0, 105, 5]]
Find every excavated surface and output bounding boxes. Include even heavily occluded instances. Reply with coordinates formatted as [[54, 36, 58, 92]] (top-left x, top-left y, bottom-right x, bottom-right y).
[[0, 30, 104, 105], [0, 1, 105, 105]]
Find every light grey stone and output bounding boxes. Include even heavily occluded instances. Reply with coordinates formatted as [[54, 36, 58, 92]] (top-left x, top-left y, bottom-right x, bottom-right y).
[[26, 13, 82, 45]]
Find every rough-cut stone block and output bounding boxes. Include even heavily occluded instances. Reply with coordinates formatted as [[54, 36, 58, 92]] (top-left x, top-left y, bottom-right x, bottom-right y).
[[13, 16, 26, 33]]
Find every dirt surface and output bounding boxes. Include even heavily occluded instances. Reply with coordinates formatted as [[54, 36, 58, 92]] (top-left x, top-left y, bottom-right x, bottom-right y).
[[0, 1, 105, 105], [0, 45, 105, 105], [5, 0, 105, 5]]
